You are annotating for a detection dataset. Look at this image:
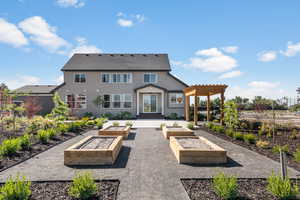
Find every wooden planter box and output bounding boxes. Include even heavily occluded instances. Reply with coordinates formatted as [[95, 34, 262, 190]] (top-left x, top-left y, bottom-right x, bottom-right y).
[[64, 136, 122, 165], [162, 126, 194, 139], [170, 136, 227, 164], [99, 126, 130, 139]]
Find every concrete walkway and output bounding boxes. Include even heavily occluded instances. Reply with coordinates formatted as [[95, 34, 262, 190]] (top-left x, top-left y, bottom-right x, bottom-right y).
[[0, 128, 299, 200]]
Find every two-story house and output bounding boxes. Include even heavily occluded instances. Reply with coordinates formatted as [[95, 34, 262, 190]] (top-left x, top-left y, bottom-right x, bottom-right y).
[[15, 53, 189, 118]]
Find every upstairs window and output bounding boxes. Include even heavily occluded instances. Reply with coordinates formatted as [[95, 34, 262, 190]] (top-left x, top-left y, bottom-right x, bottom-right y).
[[169, 93, 184, 104], [144, 73, 157, 83], [101, 73, 132, 83], [101, 74, 110, 83], [74, 74, 86, 83]]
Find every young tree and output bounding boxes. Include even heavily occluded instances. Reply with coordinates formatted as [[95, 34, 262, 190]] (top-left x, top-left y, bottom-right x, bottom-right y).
[[224, 100, 239, 130], [24, 96, 42, 118], [48, 92, 70, 120]]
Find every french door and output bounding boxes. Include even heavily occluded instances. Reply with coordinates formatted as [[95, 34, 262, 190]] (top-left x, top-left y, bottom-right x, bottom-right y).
[[143, 94, 158, 113]]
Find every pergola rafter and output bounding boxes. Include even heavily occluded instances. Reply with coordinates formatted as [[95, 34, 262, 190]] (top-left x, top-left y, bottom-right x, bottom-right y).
[[183, 84, 228, 125]]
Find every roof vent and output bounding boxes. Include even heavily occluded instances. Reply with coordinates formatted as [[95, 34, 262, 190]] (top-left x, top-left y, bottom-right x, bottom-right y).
[[85, 54, 89, 56]]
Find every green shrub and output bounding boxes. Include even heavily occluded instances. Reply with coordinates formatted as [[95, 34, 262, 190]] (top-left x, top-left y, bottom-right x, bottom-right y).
[[125, 121, 133, 127], [213, 172, 238, 200], [243, 133, 257, 144], [294, 148, 300, 163], [0, 175, 31, 200], [233, 132, 244, 140], [36, 130, 50, 144], [256, 140, 270, 149], [225, 129, 234, 137], [68, 172, 97, 200], [85, 120, 96, 126], [96, 121, 103, 129], [167, 113, 179, 120], [173, 122, 179, 127], [83, 112, 94, 119], [267, 172, 299, 199], [215, 125, 225, 134], [57, 123, 69, 134], [186, 122, 194, 130], [272, 145, 289, 154], [47, 128, 57, 139], [160, 123, 166, 130], [206, 122, 214, 129], [19, 134, 31, 150], [101, 112, 113, 119], [68, 122, 82, 133], [0, 138, 21, 157], [112, 122, 120, 126], [289, 129, 298, 140]]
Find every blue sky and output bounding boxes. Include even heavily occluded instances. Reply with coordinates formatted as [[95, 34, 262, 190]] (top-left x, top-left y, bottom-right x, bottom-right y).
[[0, 0, 299, 99]]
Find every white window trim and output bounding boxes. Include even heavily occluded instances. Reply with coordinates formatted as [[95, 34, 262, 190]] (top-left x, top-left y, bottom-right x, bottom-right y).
[[100, 73, 132, 84], [169, 93, 184, 104], [65, 94, 87, 110], [144, 73, 158, 83], [74, 73, 86, 83], [102, 94, 133, 109]]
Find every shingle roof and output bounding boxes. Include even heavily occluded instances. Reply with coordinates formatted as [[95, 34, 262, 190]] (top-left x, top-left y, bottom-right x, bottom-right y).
[[13, 85, 58, 94], [62, 54, 171, 71]]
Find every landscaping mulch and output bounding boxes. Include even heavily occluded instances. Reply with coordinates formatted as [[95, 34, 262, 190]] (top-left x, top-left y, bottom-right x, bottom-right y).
[[182, 178, 300, 200], [201, 127, 300, 172], [0, 131, 82, 172]]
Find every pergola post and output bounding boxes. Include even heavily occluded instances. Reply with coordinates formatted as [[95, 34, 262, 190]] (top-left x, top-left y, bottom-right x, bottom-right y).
[[207, 95, 210, 122], [194, 95, 198, 125], [185, 95, 190, 121], [220, 91, 225, 125]]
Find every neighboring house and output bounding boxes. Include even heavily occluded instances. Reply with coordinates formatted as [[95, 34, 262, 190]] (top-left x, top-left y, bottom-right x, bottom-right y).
[[56, 53, 188, 118], [14, 53, 188, 118], [13, 85, 59, 116]]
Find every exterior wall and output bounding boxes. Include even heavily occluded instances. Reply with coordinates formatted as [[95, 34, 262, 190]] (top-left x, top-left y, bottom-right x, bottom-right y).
[[56, 71, 187, 117], [14, 95, 54, 116]]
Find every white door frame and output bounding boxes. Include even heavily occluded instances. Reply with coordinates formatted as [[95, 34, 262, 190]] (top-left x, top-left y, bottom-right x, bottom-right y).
[[142, 94, 158, 113]]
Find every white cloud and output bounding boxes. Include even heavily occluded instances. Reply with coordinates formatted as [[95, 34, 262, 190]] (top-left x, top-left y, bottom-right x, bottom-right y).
[[170, 60, 183, 66], [69, 37, 102, 57], [222, 46, 238, 54], [219, 70, 242, 79], [117, 19, 133, 27], [2, 75, 40, 90], [0, 18, 28, 47], [117, 12, 146, 27], [258, 51, 277, 62], [56, 0, 85, 8], [183, 48, 238, 73], [19, 16, 70, 53], [55, 75, 64, 83], [248, 81, 279, 89], [281, 41, 300, 57]]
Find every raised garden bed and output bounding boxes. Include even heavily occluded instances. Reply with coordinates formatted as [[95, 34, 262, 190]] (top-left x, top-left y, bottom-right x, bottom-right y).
[[64, 136, 122, 165], [162, 126, 194, 139], [99, 126, 130, 139], [202, 126, 300, 171], [170, 136, 227, 164], [182, 178, 300, 200], [0, 180, 119, 200]]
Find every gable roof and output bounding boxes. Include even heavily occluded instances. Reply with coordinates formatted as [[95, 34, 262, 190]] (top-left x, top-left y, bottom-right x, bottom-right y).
[[134, 84, 168, 91], [13, 85, 58, 94], [62, 54, 171, 71]]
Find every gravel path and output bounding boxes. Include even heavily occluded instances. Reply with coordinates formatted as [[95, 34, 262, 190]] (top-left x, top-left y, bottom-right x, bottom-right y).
[[0, 128, 299, 200]]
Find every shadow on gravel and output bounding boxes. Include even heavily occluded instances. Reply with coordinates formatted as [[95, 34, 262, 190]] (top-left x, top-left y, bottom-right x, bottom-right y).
[[67, 146, 131, 169], [125, 132, 136, 140], [182, 157, 242, 168]]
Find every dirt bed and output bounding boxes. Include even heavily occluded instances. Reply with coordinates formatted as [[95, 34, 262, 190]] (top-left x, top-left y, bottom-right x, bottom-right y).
[[182, 178, 300, 200], [177, 138, 213, 150], [79, 137, 115, 149], [106, 126, 126, 131]]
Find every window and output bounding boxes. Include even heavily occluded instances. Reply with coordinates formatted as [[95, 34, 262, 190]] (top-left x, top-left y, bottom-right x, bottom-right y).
[[101, 73, 132, 83], [103, 94, 132, 109], [74, 74, 86, 83], [101, 74, 110, 83], [169, 93, 184, 104], [144, 73, 157, 83], [66, 94, 87, 109]]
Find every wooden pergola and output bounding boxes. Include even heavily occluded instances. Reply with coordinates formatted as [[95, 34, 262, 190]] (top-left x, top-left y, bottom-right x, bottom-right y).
[[183, 84, 228, 125]]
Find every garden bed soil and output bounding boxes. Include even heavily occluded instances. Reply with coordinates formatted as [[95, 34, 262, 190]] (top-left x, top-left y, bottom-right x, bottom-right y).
[[79, 137, 115, 149], [0, 131, 83, 172], [201, 127, 300, 171], [177, 138, 214, 150], [0, 180, 119, 200], [182, 178, 300, 200]]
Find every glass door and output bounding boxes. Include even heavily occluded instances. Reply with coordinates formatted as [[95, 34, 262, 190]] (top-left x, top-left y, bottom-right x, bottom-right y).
[[143, 94, 157, 113]]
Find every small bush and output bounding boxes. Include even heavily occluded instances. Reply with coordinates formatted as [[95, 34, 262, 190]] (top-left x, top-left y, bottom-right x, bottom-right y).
[[0, 138, 21, 157], [68, 172, 97, 200], [294, 148, 300, 163], [225, 129, 234, 137], [167, 113, 179, 120], [186, 122, 194, 130], [173, 122, 179, 127], [256, 140, 269, 149], [20, 134, 31, 150], [289, 129, 298, 140], [36, 129, 50, 144], [213, 172, 238, 200], [206, 122, 214, 130], [160, 123, 166, 130], [58, 123, 69, 134], [112, 122, 120, 126], [267, 172, 299, 199], [243, 133, 257, 144], [101, 112, 113, 119], [215, 125, 225, 134], [0, 175, 31, 200], [47, 128, 57, 139], [272, 145, 289, 154], [83, 112, 94, 119], [95, 118, 106, 129], [86, 120, 96, 126], [233, 132, 244, 140], [68, 122, 83, 133], [125, 121, 133, 127]]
